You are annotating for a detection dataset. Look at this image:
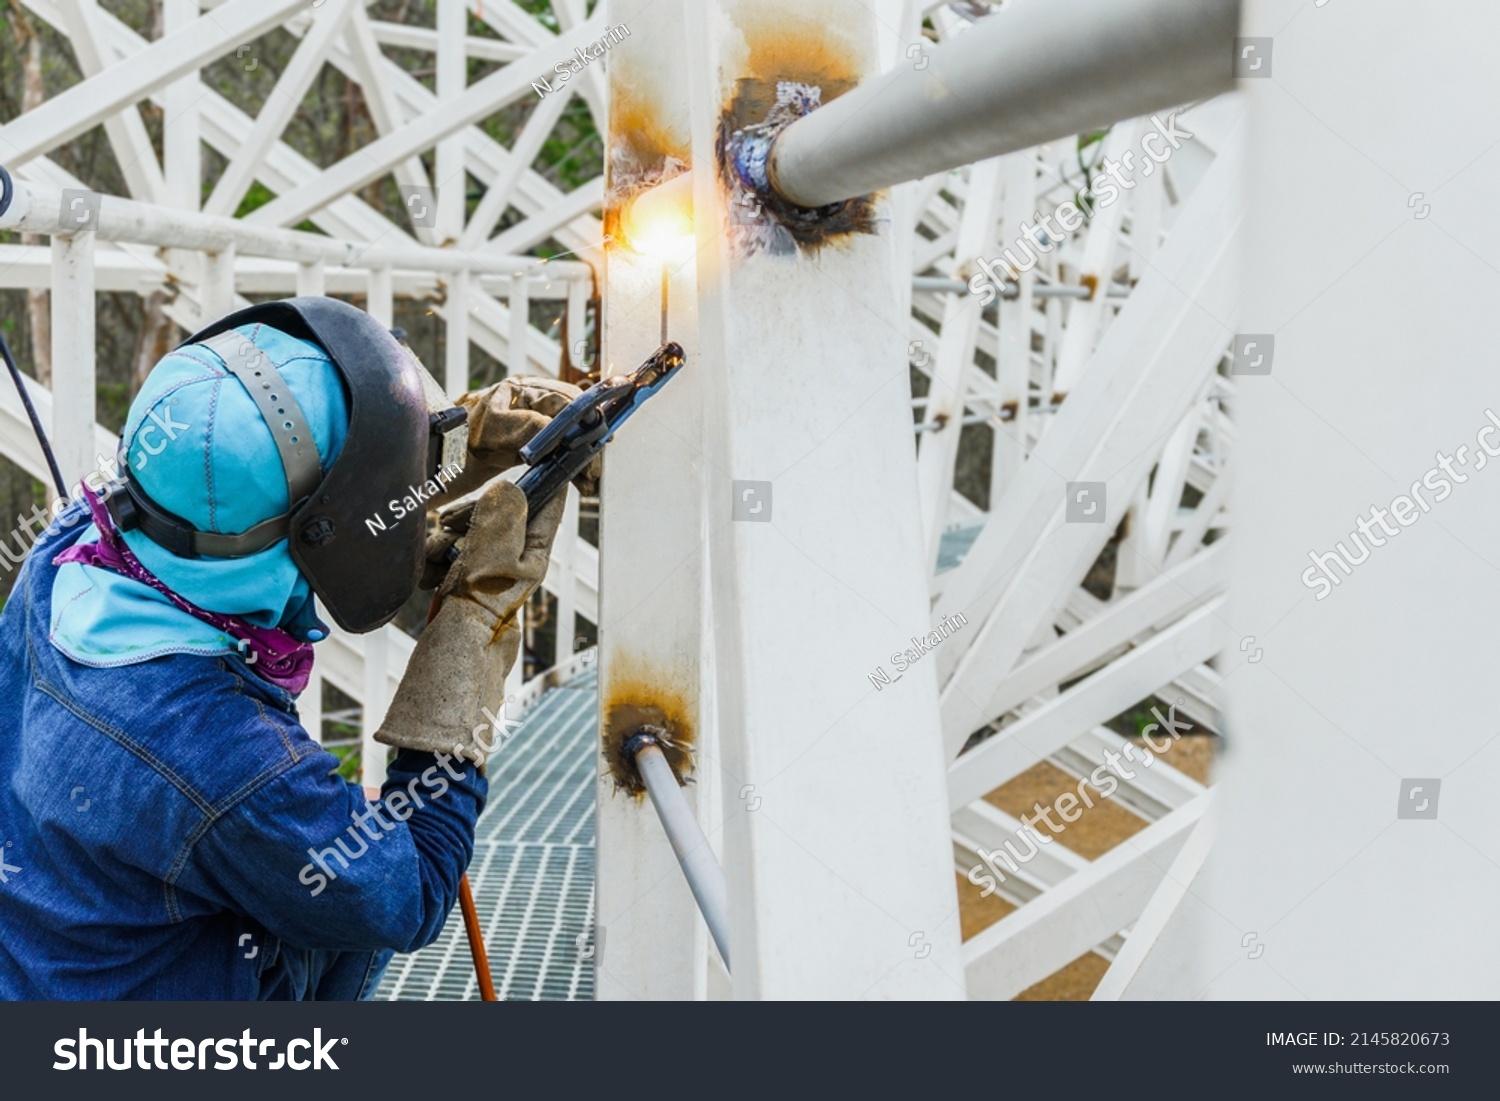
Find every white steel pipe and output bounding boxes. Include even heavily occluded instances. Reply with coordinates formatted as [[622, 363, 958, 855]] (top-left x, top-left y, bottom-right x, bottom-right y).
[[627, 733, 731, 971], [0, 170, 589, 280], [911, 276, 1129, 299], [768, 0, 1239, 208], [0, 246, 578, 299]]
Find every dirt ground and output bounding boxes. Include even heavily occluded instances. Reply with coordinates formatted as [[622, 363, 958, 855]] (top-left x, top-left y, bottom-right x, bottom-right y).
[[954, 733, 1215, 1000]]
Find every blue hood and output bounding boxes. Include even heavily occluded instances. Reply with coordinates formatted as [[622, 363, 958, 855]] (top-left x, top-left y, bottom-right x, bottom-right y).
[[49, 322, 349, 674]]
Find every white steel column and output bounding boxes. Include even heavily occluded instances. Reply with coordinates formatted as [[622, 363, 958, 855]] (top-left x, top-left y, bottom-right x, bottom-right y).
[[507, 273, 528, 374], [49, 231, 95, 489], [162, 0, 201, 214], [1186, 0, 1500, 1000], [445, 267, 471, 400], [367, 266, 394, 327], [435, 0, 468, 242], [296, 260, 325, 298], [594, 0, 712, 1001], [686, 0, 964, 998], [200, 245, 236, 322]]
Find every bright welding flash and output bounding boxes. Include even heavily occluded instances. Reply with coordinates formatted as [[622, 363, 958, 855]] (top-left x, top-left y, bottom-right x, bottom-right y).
[[621, 172, 695, 263], [621, 173, 695, 343]]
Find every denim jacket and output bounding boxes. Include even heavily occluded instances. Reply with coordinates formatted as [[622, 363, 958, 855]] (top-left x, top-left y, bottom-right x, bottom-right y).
[[0, 513, 487, 999]]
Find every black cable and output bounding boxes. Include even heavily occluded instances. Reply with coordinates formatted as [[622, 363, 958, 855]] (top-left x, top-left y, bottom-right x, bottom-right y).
[[0, 328, 68, 499], [0, 166, 67, 498]]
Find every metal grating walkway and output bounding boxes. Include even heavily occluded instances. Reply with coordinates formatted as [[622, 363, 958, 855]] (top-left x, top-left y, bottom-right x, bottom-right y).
[[377, 670, 599, 1001]]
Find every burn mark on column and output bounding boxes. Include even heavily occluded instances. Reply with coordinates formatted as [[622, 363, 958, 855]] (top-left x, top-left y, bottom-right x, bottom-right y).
[[602, 676, 696, 798], [605, 96, 691, 254], [717, 19, 879, 256]]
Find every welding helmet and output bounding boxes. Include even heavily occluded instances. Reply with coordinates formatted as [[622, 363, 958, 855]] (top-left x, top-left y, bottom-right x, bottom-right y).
[[102, 296, 467, 633]]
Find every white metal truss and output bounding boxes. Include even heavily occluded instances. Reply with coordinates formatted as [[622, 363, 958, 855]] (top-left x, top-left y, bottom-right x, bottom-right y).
[[0, 0, 1239, 998]]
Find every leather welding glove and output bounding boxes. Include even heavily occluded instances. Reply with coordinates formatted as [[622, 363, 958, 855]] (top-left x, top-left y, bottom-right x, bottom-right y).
[[419, 498, 475, 591], [429, 376, 600, 509], [375, 478, 566, 766]]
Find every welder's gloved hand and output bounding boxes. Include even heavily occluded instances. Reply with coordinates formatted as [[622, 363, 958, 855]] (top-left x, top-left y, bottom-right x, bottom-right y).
[[377, 479, 566, 767], [429, 376, 602, 509], [419, 498, 475, 591]]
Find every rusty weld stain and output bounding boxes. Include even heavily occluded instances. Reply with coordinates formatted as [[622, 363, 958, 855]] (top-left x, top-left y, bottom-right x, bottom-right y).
[[605, 78, 691, 254], [716, 13, 878, 256], [601, 675, 697, 799]]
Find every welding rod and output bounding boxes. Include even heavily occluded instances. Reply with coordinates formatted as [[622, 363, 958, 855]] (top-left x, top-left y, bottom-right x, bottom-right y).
[[624, 728, 731, 971]]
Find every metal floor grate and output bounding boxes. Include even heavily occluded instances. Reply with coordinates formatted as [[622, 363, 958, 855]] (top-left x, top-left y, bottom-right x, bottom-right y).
[[377, 676, 599, 1001]]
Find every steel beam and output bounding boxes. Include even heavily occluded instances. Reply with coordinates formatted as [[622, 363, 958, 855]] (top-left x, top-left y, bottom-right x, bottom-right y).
[[0, 175, 585, 278], [685, 0, 965, 999], [595, 0, 714, 1002]]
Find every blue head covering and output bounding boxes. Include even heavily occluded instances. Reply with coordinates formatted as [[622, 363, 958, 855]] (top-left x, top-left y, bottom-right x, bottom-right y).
[[49, 323, 349, 676]]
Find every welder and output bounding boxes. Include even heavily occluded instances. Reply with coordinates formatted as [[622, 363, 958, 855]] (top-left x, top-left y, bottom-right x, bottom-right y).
[[0, 296, 585, 1000]]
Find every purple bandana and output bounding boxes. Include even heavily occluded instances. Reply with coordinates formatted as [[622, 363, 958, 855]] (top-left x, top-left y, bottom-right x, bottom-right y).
[[53, 489, 315, 694]]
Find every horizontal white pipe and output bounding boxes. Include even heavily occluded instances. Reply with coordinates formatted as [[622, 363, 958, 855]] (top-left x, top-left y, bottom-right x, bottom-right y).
[[770, 0, 1239, 207], [911, 276, 1130, 299], [0, 171, 589, 280], [0, 245, 580, 300]]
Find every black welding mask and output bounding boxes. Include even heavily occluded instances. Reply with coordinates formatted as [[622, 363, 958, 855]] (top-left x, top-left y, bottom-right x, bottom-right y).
[[102, 296, 467, 633]]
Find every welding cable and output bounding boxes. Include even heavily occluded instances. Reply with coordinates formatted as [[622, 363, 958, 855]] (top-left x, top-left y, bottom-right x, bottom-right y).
[[458, 875, 497, 1002], [426, 590, 498, 1002], [0, 327, 67, 498]]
